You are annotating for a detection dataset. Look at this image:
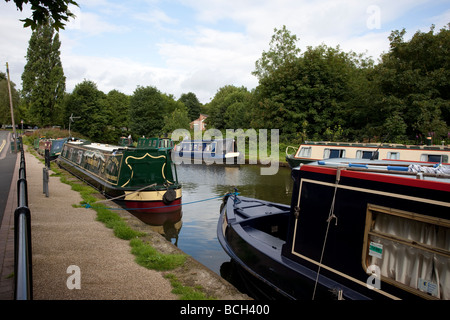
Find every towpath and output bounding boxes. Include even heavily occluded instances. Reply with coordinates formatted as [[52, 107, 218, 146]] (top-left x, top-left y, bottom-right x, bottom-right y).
[[0, 144, 249, 300]]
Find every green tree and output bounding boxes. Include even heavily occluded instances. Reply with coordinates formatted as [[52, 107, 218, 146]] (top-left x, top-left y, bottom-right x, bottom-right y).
[[22, 19, 65, 127], [129, 86, 165, 138], [205, 85, 252, 129], [65, 80, 108, 141], [5, 0, 78, 30], [252, 25, 301, 80], [0, 72, 20, 126], [105, 89, 130, 141], [383, 111, 408, 143], [340, 58, 379, 142], [162, 104, 191, 133], [253, 44, 367, 142], [178, 92, 202, 121], [374, 24, 450, 142]]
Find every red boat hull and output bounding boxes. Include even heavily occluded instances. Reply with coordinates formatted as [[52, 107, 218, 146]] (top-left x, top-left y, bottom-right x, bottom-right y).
[[122, 198, 182, 225]]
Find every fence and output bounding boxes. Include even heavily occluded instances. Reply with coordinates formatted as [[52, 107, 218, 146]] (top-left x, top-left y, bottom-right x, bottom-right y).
[[14, 138, 33, 300]]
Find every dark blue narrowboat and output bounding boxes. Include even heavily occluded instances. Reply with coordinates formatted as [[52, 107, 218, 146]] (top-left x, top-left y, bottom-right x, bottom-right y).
[[217, 159, 450, 300], [36, 137, 68, 159], [173, 138, 241, 165]]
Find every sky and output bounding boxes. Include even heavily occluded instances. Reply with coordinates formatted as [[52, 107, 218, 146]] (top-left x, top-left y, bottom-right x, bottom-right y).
[[1, 0, 449, 104]]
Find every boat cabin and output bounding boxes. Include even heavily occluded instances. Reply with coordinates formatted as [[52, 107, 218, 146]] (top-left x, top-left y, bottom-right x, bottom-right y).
[[137, 137, 174, 149], [286, 141, 450, 168], [284, 160, 450, 299], [218, 158, 450, 300], [36, 137, 68, 159], [173, 138, 240, 164]]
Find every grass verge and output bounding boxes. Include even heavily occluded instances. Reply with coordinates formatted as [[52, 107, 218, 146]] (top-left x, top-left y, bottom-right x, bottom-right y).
[[23, 138, 211, 299], [164, 273, 214, 300]]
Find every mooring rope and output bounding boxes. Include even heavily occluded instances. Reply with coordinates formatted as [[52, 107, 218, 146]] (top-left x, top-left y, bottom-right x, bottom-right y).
[[82, 192, 239, 211], [94, 183, 157, 204], [312, 168, 341, 300]]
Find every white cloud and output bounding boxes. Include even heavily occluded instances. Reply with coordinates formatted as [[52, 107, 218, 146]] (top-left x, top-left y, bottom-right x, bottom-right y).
[[0, 3, 32, 87], [65, 7, 128, 35], [427, 8, 450, 30], [0, 0, 447, 104], [133, 8, 179, 27]]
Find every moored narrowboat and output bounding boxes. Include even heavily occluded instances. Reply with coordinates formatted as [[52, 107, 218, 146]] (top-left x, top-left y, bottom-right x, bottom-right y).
[[173, 138, 241, 165], [286, 141, 450, 168], [57, 137, 182, 224], [218, 158, 450, 300], [36, 137, 68, 159]]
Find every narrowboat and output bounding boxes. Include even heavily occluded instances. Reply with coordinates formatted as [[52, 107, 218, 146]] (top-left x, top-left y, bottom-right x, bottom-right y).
[[57, 137, 182, 225], [285, 141, 450, 168], [217, 158, 450, 300], [36, 137, 68, 159], [173, 138, 241, 165]]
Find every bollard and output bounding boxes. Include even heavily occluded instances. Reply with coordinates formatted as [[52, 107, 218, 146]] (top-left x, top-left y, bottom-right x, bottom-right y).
[[43, 167, 49, 197], [44, 149, 50, 168]]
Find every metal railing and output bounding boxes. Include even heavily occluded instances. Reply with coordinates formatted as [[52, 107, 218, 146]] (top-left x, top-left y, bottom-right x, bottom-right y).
[[14, 139, 33, 300]]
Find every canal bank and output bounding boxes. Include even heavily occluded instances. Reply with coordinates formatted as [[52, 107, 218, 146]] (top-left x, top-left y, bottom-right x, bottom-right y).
[[8, 145, 250, 300]]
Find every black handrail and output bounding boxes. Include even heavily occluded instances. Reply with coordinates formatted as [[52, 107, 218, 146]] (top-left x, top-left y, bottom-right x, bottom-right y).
[[14, 138, 33, 300]]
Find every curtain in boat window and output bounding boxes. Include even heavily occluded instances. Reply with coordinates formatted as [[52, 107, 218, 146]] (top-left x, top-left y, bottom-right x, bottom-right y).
[[357, 150, 375, 159], [420, 154, 445, 163], [324, 149, 346, 159], [367, 211, 450, 299], [387, 152, 400, 160], [299, 147, 311, 158]]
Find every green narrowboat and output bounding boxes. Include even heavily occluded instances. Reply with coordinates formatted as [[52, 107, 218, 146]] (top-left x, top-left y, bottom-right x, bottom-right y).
[[57, 137, 182, 224]]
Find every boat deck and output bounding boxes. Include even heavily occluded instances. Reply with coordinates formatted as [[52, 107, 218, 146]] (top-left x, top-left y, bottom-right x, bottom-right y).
[[243, 226, 285, 250], [234, 199, 290, 219]]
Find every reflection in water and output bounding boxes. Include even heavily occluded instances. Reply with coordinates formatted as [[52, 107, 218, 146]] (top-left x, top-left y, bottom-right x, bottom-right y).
[[132, 163, 293, 298], [175, 163, 292, 275], [147, 220, 183, 246]]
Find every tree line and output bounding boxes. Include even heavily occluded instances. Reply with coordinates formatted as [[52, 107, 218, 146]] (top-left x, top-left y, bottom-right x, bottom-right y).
[[1, 20, 449, 146]]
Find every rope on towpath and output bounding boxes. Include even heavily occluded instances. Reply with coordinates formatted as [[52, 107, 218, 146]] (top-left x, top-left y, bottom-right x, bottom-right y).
[[81, 192, 240, 211]]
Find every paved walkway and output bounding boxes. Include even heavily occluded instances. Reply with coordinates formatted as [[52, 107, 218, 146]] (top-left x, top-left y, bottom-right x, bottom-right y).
[[0, 144, 248, 300], [0, 150, 17, 299], [0, 146, 248, 300], [1, 148, 178, 299]]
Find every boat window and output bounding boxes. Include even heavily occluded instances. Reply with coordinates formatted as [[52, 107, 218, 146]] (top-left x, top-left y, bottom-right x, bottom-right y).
[[387, 152, 400, 160], [225, 139, 234, 153], [182, 143, 192, 151], [420, 154, 447, 163], [298, 147, 312, 158], [356, 150, 378, 159], [170, 161, 178, 183], [324, 148, 346, 159], [204, 143, 212, 151], [363, 205, 450, 299]]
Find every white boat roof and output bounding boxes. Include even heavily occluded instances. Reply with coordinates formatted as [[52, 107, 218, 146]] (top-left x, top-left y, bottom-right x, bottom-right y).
[[302, 141, 450, 150], [66, 140, 122, 152], [87, 143, 120, 152]]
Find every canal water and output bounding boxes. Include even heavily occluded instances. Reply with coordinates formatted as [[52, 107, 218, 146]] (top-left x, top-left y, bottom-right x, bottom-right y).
[[160, 163, 293, 276]]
